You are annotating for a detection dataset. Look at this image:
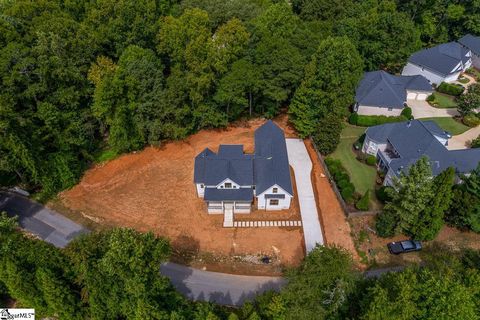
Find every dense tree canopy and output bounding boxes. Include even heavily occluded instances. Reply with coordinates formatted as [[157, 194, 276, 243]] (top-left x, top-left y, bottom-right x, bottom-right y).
[[1, 0, 478, 197]]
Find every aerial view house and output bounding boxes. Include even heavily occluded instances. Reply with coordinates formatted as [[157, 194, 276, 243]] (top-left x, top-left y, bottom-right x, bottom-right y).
[[354, 71, 433, 116], [362, 120, 480, 186], [402, 42, 472, 85], [458, 34, 480, 69], [194, 121, 293, 216]]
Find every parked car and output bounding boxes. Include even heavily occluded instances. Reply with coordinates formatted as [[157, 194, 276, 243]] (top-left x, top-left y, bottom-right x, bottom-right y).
[[387, 240, 422, 254]]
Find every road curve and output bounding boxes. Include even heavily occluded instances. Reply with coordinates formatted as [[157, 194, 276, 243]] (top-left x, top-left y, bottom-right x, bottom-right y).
[[160, 262, 286, 306], [286, 138, 325, 252]]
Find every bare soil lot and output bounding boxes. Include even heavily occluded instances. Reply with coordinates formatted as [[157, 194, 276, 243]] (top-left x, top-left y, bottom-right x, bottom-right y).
[[59, 117, 305, 274]]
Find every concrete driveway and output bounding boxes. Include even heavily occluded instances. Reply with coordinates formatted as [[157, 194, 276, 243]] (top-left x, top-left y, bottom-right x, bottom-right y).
[[161, 262, 286, 306], [447, 125, 480, 150], [0, 191, 89, 247], [285, 139, 324, 252], [408, 99, 459, 119]]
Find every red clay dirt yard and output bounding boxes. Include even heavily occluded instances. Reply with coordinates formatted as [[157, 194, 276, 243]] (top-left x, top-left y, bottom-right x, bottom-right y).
[[57, 115, 358, 274]]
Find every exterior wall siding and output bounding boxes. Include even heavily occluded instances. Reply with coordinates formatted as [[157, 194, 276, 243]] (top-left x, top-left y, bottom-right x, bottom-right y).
[[357, 105, 403, 116], [196, 183, 205, 197], [402, 62, 447, 85], [257, 185, 292, 210], [472, 54, 480, 69]]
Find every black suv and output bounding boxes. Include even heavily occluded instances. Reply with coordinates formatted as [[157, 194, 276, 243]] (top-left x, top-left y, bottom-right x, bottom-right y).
[[387, 240, 422, 254]]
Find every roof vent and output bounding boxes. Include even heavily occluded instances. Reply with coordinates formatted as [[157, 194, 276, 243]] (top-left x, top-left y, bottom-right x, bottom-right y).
[[397, 165, 404, 174], [407, 120, 412, 128]]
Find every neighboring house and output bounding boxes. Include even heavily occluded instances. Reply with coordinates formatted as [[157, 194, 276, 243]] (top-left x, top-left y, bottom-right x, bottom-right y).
[[402, 42, 472, 85], [362, 120, 480, 186], [354, 71, 433, 116], [458, 34, 480, 69], [194, 120, 293, 214]]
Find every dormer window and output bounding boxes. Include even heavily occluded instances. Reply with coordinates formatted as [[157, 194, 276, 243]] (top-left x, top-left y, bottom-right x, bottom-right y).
[[200, 184, 204, 188], [273, 187, 278, 193], [224, 182, 232, 189]]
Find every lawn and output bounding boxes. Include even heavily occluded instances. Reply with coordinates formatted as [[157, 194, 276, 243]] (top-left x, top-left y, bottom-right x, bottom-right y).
[[421, 117, 470, 135], [429, 92, 458, 108], [330, 124, 377, 195]]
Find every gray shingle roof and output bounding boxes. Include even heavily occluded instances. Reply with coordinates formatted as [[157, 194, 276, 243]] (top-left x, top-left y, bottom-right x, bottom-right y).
[[458, 34, 480, 56], [253, 121, 293, 195], [194, 120, 293, 197], [355, 71, 432, 109], [408, 42, 471, 77], [366, 120, 480, 177], [204, 188, 253, 201]]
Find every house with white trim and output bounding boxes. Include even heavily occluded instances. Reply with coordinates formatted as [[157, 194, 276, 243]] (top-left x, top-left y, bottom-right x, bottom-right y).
[[354, 71, 433, 116], [194, 121, 293, 215], [458, 34, 480, 69], [362, 120, 480, 186], [402, 42, 472, 85]]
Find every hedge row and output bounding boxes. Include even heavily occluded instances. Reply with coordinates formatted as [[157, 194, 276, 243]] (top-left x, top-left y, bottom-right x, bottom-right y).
[[437, 82, 464, 96], [349, 113, 408, 127], [325, 158, 356, 204]]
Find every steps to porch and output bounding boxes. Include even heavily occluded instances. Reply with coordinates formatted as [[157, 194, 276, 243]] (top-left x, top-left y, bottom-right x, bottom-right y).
[[232, 220, 302, 228]]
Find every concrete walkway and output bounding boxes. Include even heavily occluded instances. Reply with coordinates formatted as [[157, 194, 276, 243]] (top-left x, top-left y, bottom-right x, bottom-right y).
[[0, 191, 89, 247], [285, 139, 324, 252], [160, 262, 286, 306], [408, 99, 459, 119], [447, 125, 480, 150]]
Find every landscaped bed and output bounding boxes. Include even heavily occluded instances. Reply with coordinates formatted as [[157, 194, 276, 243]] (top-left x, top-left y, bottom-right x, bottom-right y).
[[421, 117, 470, 135]]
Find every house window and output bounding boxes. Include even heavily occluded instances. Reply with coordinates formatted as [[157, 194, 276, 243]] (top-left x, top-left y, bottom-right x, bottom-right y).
[[269, 199, 279, 206], [224, 182, 232, 188], [272, 187, 278, 193]]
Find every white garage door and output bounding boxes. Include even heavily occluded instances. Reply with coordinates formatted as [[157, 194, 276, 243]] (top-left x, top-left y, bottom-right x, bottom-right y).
[[416, 93, 428, 100], [407, 92, 417, 100]]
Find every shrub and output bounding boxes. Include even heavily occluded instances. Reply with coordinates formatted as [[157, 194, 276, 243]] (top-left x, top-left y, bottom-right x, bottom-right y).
[[400, 106, 413, 119], [437, 82, 464, 96], [375, 211, 397, 237], [366, 155, 376, 166], [376, 186, 393, 203], [341, 187, 355, 203], [355, 190, 370, 211], [356, 115, 407, 127], [471, 135, 480, 148], [325, 157, 357, 203], [426, 94, 435, 102], [463, 113, 480, 127], [349, 112, 359, 125]]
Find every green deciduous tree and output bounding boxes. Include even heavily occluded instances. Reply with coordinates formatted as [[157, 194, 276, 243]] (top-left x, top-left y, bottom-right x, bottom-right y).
[[457, 83, 480, 116], [376, 157, 434, 238], [289, 36, 363, 137]]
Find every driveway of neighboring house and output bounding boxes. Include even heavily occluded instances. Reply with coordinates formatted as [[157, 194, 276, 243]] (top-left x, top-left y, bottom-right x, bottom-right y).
[[285, 138, 325, 252], [160, 262, 286, 306], [408, 99, 460, 119], [0, 191, 89, 247], [447, 125, 480, 150]]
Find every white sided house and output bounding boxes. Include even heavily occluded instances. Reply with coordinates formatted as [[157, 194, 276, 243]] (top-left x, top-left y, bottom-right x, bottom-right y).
[[194, 121, 293, 215], [458, 34, 480, 69], [354, 71, 432, 116], [402, 42, 472, 85]]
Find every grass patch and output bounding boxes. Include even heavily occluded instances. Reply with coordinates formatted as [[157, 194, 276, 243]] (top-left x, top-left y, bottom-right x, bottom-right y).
[[94, 149, 118, 163], [331, 124, 377, 195], [421, 117, 470, 135], [458, 77, 470, 84], [428, 92, 458, 108]]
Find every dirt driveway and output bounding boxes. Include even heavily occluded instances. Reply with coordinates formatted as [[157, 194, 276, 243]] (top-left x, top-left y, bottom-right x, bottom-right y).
[[59, 117, 305, 272], [408, 99, 459, 119]]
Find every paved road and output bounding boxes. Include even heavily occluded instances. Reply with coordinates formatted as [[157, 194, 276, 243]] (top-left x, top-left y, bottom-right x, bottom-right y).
[[161, 262, 286, 306], [0, 191, 89, 247], [408, 99, 459, 119], [285, 139, 324, 252]]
